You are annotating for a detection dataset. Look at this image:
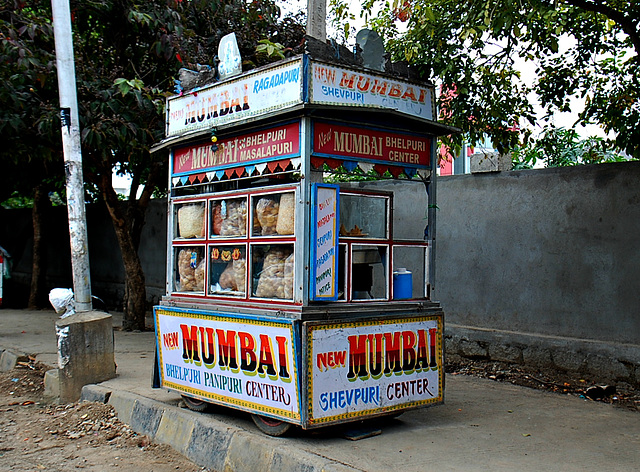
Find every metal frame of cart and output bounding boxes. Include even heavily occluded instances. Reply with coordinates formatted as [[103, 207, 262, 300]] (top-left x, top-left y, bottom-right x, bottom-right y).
[[152, 54, 458, 434]]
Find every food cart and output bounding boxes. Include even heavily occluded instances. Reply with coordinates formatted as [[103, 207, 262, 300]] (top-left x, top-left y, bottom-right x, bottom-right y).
[[152, 54, 457, 435]]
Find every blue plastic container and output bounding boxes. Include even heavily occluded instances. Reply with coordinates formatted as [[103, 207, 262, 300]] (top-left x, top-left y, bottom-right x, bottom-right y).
[[393, 268, 412, 299]]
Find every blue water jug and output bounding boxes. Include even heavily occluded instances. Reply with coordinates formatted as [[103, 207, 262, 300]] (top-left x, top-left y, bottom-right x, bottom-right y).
[[393, 268, 412, 300]]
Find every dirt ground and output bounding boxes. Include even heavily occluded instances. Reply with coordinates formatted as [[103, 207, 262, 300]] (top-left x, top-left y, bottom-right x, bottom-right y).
[[1, 356, 637, 472], [0, 359, 210, 472], [447, 355, 640, 412]]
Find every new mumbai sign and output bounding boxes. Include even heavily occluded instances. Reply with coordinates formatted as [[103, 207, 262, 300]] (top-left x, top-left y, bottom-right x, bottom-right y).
[[155, 308, 300, 421], [307, 315, 443, 425], [313, 122, 431, 167], [310, 62, 435, 121]]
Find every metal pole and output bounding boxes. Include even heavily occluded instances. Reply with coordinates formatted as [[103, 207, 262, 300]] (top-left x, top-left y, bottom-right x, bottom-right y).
[[306, 0, 327, 41], [427, 140, 438, 299], [51, 0, 92, 312]]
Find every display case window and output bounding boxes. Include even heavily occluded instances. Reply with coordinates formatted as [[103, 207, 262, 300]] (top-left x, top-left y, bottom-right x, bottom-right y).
[[251, 244, 295, 300], [174, 201, 206, 239], [173, 246, 205, 292], [350, 244, 388, 300], [392, 245, 427, 299], [339, 193, 389, 239], [209, 244, 246, 297], [337, 244, 347, 301], [210, 197, 247, 238], [251, 191, 296, 237]]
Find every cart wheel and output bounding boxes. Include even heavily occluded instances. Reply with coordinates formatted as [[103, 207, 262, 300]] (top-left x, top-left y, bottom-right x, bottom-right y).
[[181, 394, 210, 412], [251, 414, 293, 437]]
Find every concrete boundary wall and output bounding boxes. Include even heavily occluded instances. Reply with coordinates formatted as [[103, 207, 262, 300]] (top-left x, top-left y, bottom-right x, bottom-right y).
[[446, 324, 640, 387], [437, 161, 640, 384], [1, 162, 639, 384]]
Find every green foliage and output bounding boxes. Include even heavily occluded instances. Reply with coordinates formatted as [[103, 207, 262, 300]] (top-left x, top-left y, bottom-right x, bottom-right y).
[[1, 192, 34, 209], [0, 0, 305, 321], [512, 127, 630, 169], [343, 0, 640, 159], [322, 164, 385, 182], [0, 0, 305, 203], [256, 39, 286, 60]]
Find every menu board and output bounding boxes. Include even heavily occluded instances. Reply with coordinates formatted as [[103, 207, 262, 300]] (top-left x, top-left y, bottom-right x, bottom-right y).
[[310, 184, 339, 301]]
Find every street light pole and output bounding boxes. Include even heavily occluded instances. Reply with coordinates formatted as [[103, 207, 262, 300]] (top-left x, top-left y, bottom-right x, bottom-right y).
[[51, 0, 92, 312]]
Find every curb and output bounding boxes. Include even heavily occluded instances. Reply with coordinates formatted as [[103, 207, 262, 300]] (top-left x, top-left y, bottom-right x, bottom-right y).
[[81, 385, 362, 472]]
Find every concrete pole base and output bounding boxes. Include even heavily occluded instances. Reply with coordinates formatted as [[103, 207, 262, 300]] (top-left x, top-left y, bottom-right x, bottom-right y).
[[52, 310, 116, 403]]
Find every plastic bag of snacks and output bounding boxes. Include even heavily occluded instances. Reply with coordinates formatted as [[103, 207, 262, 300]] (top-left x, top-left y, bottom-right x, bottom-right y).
[[276, 193, 295, 235], [255, 197, 279, 235]]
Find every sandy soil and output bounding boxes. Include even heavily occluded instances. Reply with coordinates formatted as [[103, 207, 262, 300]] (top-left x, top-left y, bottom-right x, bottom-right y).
[[0, 360, 210, 472]]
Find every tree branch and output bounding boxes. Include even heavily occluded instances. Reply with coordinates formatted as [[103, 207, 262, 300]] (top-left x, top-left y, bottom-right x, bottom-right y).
[[563, 0, 640, 56]]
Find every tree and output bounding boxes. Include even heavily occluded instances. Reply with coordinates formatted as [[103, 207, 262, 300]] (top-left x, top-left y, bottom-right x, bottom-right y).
[[512, 126, 627, 168], [0, 3, 65, 309], [1, 0, 305, 329], [346, 0, 639, 157]]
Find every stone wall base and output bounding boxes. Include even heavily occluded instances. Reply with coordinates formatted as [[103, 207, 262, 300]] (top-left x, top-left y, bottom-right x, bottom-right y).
[[446, 324, 640, 388]]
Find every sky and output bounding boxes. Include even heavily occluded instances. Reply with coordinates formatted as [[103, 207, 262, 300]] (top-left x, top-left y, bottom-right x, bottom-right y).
[[277, 0, 611, 140]]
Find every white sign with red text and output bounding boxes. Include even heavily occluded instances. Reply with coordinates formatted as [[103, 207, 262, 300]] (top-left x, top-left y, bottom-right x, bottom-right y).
[[307, 315, 443, 424], [155, 308, 300, 420], [310, 62, 435, 121], [166, 60, 303, 137]]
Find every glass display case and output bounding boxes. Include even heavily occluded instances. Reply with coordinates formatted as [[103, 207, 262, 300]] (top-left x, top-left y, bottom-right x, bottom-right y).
[[169, 185, 430, 303], [170, 187, 297, 301]]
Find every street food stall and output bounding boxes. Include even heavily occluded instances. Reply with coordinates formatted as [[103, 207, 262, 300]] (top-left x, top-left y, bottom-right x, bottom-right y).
[[152, 53, 458, 435]]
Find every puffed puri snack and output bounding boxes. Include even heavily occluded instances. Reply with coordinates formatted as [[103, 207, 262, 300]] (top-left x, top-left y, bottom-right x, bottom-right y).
[[276, 193, 295, 235], [255, 197, 279, 235], [220, 199, 247, 236], [255, 247, 293, 299], [178, 204, 205, 238]]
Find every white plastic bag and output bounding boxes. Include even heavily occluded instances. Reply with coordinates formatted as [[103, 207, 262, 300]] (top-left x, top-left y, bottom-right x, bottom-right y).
[[49, 288, 76, 318]]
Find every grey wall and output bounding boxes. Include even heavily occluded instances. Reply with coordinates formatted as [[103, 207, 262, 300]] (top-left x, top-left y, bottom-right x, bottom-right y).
[[0, 200, 168, 310], [436, 161, 640, 345], [2, 162, 638, 346], [2, 162, 639, 383]]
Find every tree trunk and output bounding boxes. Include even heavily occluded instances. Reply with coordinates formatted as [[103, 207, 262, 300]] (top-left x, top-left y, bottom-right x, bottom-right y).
[[100, 174, 147, 331], [28, 184, 48, 309], [95, 160, 164, 331]]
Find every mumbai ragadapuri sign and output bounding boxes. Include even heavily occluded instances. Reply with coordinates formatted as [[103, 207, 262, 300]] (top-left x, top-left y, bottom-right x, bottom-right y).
[[166, 60, 303, 137]]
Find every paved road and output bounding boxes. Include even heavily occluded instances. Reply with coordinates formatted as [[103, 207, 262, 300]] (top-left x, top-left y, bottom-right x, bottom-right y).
[[1, 308, 638, 471]]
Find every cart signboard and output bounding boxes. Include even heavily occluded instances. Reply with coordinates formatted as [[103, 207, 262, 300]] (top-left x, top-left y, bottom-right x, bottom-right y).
[[305, 315, 443, 425], [172, 122, 301, 175], [166, 59, 304, 137], [309, 62, 435, 121], [312, 122, 431, 168], [310, 184, 339, 301], [155, 307, 301, 422]]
